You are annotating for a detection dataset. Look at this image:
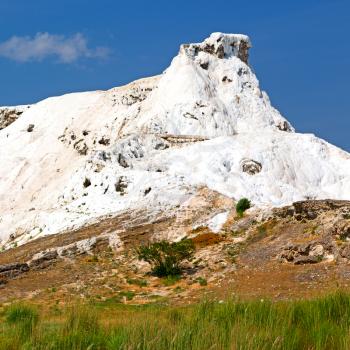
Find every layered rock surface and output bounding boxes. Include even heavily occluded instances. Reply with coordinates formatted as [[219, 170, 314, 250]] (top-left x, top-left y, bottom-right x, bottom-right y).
[[0, 32, 350, 248], [0, 106, 30, 130]]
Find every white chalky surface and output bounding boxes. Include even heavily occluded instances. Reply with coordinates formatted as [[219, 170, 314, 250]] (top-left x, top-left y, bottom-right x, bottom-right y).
[[0, 32, 349, 247]]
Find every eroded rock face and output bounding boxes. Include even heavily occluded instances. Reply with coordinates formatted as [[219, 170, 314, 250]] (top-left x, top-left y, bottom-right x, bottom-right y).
[[237, 40, 250, 64], [118, 86, 153, 106], [277, 121, 293, 132], [0, 108, 23, 130], [29, 250, 58, 269], [0, 236, 112, 288], [274, 200, 350, 265], [273, 200, 350, 220], [115, 176, 128, 195], [332, 221, 350, 241], [241, 159, 262, 175], [278, 243, 325, 264], [0, 263, 29, 281], [181, 32, 251, 63]]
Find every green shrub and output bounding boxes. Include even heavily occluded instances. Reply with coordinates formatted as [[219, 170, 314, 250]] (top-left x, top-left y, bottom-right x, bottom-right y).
[[236, 198, 251, 217], [136, 239, 195, 277], [196, 277, 208, 286]]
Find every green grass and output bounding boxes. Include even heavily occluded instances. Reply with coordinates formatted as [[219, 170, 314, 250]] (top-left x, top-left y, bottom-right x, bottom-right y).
[[2, 291, 350, 349], [162, 274, 181, 286], [119, 291, 135, 301]]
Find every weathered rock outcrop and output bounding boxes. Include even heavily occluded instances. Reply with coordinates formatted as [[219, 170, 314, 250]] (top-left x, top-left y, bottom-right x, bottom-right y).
[[273, 200, 350, 220], [241, 159, 262, 175], [274, 200, 350, 264], [0, 107, 26, 130], [181, 32, 251, 63], [0, 262, 29, 285]]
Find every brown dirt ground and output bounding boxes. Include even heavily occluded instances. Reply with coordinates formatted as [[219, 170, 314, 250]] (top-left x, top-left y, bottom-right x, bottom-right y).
[[1, 199, 350, 306]]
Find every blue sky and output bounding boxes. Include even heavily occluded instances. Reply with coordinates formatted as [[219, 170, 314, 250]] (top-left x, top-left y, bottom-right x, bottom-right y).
[[0, 0, 349, 150]]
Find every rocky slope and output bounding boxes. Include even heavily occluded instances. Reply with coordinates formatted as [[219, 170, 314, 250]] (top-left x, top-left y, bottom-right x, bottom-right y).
[[0, 32, 350, 251], [1, 199, 350, 304]]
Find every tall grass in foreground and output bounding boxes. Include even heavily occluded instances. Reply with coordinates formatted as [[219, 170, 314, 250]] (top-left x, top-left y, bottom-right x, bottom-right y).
[[1, 291, 350, 349]]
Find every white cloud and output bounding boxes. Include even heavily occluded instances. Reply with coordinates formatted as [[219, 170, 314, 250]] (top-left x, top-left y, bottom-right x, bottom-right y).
[[0, 32, 110, 63]]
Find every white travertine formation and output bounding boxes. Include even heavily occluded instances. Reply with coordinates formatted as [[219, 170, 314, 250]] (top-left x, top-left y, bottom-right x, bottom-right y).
[[0, 33, 349, 247]]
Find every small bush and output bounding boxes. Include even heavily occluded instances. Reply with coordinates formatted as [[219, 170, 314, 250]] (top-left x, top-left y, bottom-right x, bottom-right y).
[[196, 277, 208, 286], [236, 198, 251, 217], [137, 239, 195, 277]]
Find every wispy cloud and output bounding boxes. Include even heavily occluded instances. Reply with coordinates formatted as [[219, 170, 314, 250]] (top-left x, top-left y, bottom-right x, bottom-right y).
[[0, 32, 110, 63]]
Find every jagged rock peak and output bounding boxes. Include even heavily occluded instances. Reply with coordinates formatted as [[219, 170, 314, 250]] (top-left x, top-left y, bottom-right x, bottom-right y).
[[119, 32, 292, 137], [180, 32, 251, 63]]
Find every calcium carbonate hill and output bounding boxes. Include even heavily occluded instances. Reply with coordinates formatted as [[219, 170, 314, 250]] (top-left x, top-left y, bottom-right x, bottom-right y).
[[0, 32, 349, 248]]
